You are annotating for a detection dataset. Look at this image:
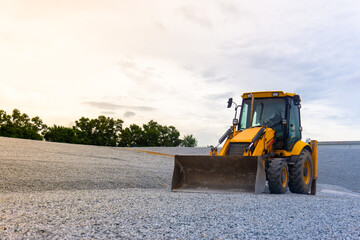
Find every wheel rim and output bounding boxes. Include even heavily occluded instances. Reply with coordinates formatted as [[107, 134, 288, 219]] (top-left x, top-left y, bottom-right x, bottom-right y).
[[281, 167, 288, 188], [303, 160, 311, 185]]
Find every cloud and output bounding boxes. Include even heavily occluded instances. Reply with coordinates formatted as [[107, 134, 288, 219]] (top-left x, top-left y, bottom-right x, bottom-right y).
[[83, 101, 156, 112], [201, 68, 217, 79], [83, 101, 119, 110], [124, 111, 136, 118], [2, 1, 360, 145], [218, 2, 240, 16], [100, 111, 115, 115], [177, 6, 212, 28], [199, 68, 229, 84], [118, 60, 162, 84], [207, 92, 234, 101], [154, 21, 166, 31]]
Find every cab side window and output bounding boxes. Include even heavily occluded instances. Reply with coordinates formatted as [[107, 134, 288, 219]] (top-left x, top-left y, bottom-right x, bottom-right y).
[[288, 100, 301, 150]]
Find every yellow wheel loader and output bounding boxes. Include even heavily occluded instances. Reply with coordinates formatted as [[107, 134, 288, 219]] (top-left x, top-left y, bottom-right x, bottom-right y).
[[172, 91, 318, 194]]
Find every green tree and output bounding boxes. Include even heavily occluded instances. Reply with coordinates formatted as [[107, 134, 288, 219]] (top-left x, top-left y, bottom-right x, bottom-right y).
[[44, 125, 78, 143], [90, 115, 123, 146], [73, 117, 92, 144], [74, 115, 123, 146], [0, 109, 193, 148], [158, 125, 181, 146], [181, 134, 197, 147], [119, 121, 182, 147], [0, 109, 45, 140], [142, 120, 161, 146], [119, 127, 132, 147], [0, 110, 11, 126], [119, 124, 144, 147], [31, 116, 48, 136], [142, 120, 182, 147]]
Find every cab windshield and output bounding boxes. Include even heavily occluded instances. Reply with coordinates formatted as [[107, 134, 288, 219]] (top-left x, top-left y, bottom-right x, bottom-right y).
[[239, 98, 286, 130]]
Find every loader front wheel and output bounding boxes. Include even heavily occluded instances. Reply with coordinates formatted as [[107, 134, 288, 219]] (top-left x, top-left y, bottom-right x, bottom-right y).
[[267, 159, 288, 194], [289, 149, 313, 194]]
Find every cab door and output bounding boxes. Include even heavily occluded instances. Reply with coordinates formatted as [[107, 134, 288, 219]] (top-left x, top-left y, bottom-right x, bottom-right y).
[[287, 98, 302, 150]]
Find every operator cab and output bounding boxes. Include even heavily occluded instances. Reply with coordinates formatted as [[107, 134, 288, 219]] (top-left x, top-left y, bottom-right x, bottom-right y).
[[238, 92, 302, 151]]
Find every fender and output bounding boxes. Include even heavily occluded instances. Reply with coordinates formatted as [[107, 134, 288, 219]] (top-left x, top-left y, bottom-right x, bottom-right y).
[[290, 140, 312, 156]]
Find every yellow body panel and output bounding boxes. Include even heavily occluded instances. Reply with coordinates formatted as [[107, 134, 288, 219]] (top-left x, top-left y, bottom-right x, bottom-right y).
[[219, 129, 315, 161], [274, 140, 309, 157], [248, 128, 275, 156], [290, 140, 310, 155], [218, 127, 275, 157], [230, 127, 262, 143], [218, 136, 231, 155], [310, 140, 318, 180], [242, 91, 297, 99], [274, 150, 292, 157]]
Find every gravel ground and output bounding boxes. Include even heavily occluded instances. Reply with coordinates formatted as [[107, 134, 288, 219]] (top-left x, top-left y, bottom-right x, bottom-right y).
[[1, 137, 360, 239], [317, 146, 360, 192], [0, 138, 172, 192]]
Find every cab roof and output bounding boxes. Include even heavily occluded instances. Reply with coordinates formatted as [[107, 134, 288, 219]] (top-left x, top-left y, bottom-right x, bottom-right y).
[[241, 91, 299, 100]]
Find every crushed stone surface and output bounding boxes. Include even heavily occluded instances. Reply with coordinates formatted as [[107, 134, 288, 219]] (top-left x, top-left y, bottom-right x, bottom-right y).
[[0, 137, 359, 239]]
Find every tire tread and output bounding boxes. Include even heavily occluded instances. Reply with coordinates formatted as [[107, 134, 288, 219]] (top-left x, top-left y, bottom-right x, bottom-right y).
[[267, 159, 288, 194], [288, 149, 312, 194]]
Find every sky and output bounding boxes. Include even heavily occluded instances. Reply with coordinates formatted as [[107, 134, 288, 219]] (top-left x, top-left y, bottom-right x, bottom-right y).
[[1, 0, 360, 146]]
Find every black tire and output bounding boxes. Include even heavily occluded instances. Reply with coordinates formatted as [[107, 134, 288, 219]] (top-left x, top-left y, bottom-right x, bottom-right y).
[[289, 149, 313, 194], [267, 159, 289, 194]]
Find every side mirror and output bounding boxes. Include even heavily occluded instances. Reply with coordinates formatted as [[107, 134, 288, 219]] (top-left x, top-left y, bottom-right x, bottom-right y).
[[227, 98, 233, 108], [294, 95, 300, 105]]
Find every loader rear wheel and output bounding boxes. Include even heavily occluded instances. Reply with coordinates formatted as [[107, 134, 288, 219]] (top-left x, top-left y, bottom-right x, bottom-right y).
[[267, 159, 288, 194], [289, 149, 313, 194]]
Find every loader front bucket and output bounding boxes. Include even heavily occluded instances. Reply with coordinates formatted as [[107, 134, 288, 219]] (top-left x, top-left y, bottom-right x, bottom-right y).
[[171, 155, 266, 194]]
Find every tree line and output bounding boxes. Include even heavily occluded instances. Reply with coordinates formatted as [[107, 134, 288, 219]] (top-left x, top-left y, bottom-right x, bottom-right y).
[[0, 109, 197, 147]]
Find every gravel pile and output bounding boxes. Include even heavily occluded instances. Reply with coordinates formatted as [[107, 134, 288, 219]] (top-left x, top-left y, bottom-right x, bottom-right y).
[[0, 138, 172, 192], [1, 137, 360, 239]]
